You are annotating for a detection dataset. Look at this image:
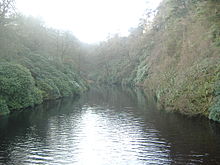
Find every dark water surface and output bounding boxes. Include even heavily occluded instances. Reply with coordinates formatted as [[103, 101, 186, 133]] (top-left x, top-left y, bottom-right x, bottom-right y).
[[0, 87, 220, 165]]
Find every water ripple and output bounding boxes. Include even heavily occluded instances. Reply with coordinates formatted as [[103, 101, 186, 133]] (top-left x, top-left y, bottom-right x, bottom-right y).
[[1, 88, 219, 165]]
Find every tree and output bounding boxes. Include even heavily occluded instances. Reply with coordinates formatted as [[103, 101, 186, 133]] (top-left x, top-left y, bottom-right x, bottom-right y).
[[0, 0, 15, 25]]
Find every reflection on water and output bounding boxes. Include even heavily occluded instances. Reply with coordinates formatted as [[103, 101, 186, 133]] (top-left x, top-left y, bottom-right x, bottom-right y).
[[0, 87, 220, 164]]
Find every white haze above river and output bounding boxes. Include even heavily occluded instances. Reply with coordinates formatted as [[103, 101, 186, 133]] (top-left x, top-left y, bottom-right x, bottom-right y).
[[16, 0, 162, 43]]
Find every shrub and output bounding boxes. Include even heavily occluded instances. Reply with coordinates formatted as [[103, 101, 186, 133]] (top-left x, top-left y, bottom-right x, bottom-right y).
[[0, 98, 10, 115], [19, 53, 87, 97], [0, 62, 43, 110], [36, 78, 61, 100], [209, 97, 220, 122], [209, 79, 220, 122]]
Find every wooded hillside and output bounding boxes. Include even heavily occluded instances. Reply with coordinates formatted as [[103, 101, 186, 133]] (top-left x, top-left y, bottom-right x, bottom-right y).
[[84, 0, 220, 122], [0, 0, 88, 115]]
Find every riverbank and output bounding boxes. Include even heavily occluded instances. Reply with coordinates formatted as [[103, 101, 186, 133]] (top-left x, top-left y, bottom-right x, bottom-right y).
[[0, 55, 87, 116], [140, 1, 220, 122]]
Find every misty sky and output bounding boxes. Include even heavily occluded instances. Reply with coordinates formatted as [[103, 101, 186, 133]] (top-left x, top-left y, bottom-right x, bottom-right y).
[[16, 0, 162, 43]]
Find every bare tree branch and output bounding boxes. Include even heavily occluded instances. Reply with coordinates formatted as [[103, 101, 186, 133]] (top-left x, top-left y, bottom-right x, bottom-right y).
[[0, 0, 15, 25]]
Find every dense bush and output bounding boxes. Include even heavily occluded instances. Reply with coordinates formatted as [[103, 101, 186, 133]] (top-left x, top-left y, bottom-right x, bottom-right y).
[[0, 98, 10, 115], [0, 53, 87, 115], [209, 80, 220, 122], [0, 62, 42, 111], [15, 53, 87, 100], [36, 78, 61, 99], [209, 98, 220, 122]]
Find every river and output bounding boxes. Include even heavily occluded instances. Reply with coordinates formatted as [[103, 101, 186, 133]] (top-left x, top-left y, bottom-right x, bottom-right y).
[[0, 87, 220, 164]]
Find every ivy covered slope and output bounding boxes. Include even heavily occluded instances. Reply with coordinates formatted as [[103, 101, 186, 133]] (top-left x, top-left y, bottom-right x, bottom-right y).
[[0, 16, 88, 116]]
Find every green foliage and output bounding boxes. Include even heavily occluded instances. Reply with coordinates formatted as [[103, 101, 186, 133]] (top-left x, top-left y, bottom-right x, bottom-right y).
[[0, 98, 9, 115], [209, 78, 220, 121], [209, 97, 220, 122], [210, 23, 220, 46], [163, 61, 219, 116], [0, 51, 87, 116], [214, 80, 220, 96], [84, 34, 144, 86], [134, 61, 149, 85], [36, 78, 60, 99], [196, 1, 220, 46], [0, 62, 43, 110], [18, 53, 86, 100]]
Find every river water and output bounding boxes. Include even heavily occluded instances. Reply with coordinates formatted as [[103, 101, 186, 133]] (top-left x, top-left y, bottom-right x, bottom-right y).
[[0, 87, 220, 165]]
